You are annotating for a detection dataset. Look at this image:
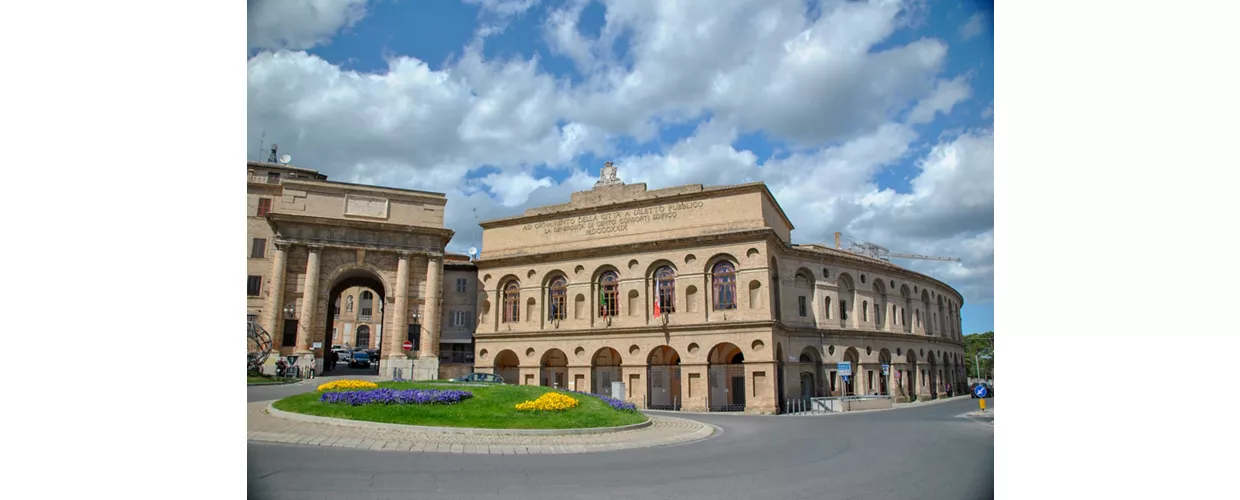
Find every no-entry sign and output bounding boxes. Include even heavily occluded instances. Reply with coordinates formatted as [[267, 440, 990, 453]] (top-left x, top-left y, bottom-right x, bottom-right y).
[[402, 341, 414, 351]]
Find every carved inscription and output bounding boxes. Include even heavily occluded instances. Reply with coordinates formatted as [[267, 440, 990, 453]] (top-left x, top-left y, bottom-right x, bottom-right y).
[[344, 194, 390, 219], [522, 201, 705, 237]]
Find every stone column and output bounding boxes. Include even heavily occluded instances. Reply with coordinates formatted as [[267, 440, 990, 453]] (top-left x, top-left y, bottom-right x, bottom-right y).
[[383, 252, 413, 380], [296, 246, 322, 372], [414, 253, 444, 380], [262, 242, 289, 373]]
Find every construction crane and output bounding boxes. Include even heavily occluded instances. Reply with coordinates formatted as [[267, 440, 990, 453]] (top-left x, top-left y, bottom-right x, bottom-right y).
[[832, 232, 962, 263]]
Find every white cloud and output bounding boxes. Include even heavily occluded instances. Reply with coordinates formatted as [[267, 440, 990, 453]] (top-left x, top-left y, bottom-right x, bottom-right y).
[[959, 12, 985, 41], [907, 76, 972, 124], [464, 0, 540, 17], [248, 0, 370, 51], [247, 0, 992, 305]]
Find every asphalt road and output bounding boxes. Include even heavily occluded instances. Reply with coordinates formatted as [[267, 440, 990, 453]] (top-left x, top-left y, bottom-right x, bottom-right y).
[[248, 389, 994, 500]]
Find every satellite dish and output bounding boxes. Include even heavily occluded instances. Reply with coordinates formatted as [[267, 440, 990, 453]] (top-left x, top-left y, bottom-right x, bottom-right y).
[[467, 247, 478, 257], [278, 154, 292, 164]]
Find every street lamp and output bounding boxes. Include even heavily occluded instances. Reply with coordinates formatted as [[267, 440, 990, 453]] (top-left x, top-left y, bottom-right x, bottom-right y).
[[283, 303, 297, 319], [974, 352, 992, 382]]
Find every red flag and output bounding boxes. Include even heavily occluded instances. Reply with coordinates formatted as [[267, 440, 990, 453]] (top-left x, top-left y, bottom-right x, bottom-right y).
[[654, 289, 661, 318]]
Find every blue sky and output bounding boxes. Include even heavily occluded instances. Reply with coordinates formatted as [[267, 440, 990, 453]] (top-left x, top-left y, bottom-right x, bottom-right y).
[[247, 0, 995, 334]]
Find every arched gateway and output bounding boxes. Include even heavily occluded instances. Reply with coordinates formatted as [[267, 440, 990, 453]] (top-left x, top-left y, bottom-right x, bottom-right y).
[[250, 161, 454, 380]]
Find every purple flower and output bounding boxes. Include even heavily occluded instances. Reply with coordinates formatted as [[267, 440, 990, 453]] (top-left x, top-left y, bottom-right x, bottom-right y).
[[561, 389, 638, 412], [320, 388, 474, 406]]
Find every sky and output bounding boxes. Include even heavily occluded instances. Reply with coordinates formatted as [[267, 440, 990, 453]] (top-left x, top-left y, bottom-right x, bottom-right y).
[[246, 0, 995, 334]]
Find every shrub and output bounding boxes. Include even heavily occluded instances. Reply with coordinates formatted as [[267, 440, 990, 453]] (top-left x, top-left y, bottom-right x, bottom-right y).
[[320, 388, 474, 406], [317, 379, 379, 392], [515, 392, 580, 412]]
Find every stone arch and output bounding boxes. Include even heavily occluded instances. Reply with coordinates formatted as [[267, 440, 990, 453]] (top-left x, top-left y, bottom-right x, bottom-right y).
[[703, 252, 741, 275], [798, 346, 825, 399], [591, 347, 623, 395], [920, 289, 933, 334], [647, 345, 682, 410], [871, 279, 888, 331], [643, 259, 679, 280], [540, 348, 569, 388], [899, 284, 913, 333], [840, 347, 860, 396], [878, 348, 893, 395], [323, 266, 388, 361], [707, 342, 746, 411], [836, 272, 856, 328], [926, 350, 940, 399], [493, 349, 519, 384]]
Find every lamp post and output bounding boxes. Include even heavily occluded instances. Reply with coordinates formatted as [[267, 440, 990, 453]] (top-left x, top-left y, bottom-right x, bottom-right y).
[[283, 303, 296, 320]]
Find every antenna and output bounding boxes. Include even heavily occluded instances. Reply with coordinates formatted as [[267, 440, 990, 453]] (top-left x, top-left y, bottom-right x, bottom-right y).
[[279, 154, 292, 164], [268, 144, 279, 163], [257, 131, 265, 161]]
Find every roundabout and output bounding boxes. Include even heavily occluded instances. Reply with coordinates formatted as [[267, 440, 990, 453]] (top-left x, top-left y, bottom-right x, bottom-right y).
[[249, 381, 993, 500]]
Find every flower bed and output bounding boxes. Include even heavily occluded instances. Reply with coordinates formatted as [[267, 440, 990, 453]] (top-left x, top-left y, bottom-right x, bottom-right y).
[[515, 392, 580, 412], [568, 390, 637, 412], [317, 379, 379, 391], [320, 388, 473, 406]]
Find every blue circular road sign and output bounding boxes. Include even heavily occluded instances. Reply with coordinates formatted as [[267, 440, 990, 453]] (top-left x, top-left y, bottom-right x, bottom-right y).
[[973, 384, 989, 398]]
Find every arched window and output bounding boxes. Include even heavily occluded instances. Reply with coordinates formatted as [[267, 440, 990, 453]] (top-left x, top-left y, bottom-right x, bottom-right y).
[[656, 266, 676, 312], [359, 291, 373, 320], [503, 281, 520, 323], [346, 295, 354, 312], [824, 296, 832, 319], [862, 300, 869, 322], [915, 309, 921, 328], [333, 297, 341, 315], [548, 276, 567, 320], [599, 271, 619, 317], [711, 261, 737, 310], [356, 325, 371, 348]]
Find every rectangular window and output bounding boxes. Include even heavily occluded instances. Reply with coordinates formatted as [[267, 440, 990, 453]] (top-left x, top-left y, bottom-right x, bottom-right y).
[[256, 198, 272, 217], [247, 314, 258, 324], [456, 278, 467, 293], [797, 296, 807, 317], [266, 172, 280, 184], [281, 319, 298, 347], [452, 311, 466, 327], [247, 275, 262, 296], [250, 238, 266, 259]]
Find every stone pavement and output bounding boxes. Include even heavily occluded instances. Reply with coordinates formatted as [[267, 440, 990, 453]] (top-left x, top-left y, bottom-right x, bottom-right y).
[[247, 400, 716, 454]]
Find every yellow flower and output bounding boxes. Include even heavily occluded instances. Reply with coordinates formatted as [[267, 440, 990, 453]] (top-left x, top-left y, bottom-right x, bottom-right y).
[[515, 392, 580, 412], [317, 379, 379, 392]]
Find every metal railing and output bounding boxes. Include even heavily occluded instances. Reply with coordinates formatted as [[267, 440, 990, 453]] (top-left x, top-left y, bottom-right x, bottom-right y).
[[784, 395, 893, 415]]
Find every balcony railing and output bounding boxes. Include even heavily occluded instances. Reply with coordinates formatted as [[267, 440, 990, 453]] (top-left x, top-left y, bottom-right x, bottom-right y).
[[248, 174, 281, 185]]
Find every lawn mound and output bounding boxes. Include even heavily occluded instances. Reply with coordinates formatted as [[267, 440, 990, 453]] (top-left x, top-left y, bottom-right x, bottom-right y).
[[271, 381, 648, 430]]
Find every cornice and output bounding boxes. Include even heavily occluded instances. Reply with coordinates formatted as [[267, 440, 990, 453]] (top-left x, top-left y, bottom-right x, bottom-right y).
[[479, 182, 787, 229], [476, 228, 776, 268], [280, 178, 448, 204], [266, 213, 455, 241], [778, 325, 966, 348], [474, 319, 776, 340]]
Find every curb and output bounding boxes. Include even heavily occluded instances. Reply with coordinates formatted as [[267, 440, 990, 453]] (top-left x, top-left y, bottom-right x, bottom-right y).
[[641, 394, 973, 418], [247, 380, 303, 387], [266, 402, 654, 436]]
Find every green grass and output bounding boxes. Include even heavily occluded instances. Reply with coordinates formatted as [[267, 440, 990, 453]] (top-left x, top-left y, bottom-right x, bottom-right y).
[[272, 381, 648, 429]]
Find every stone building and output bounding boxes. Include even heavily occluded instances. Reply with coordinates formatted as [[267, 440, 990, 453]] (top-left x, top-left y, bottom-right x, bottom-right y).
[[472, 164, 968, 414], [246, 159, 454, 379], [328, 285, 383, 350], [438, 253, 479, 379]]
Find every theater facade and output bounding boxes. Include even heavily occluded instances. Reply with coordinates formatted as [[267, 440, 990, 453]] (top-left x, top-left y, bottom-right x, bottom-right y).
[[472, 164, 968, 414]]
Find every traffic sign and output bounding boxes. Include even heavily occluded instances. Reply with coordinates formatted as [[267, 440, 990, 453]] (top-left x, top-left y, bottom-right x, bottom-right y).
[[837, 362, 852, 376], [402, 341, 414, 351], [973, 384, 989, 398], [881, 363, 889, 375]]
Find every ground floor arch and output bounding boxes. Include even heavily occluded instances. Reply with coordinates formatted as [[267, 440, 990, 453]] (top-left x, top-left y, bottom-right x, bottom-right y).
[[591, 347, 623, 395], [647, 345, 682, 410], [708, 342, 745, 412], [494, 349, 519, 384], [540, 348, 569, 388]]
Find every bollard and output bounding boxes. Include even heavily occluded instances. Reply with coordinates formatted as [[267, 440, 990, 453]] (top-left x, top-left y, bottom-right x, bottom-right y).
[[980, 398, 986, 411]]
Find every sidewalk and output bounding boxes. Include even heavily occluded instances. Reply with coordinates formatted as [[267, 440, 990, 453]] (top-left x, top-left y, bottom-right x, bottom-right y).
[[247, 400, 717, 454]]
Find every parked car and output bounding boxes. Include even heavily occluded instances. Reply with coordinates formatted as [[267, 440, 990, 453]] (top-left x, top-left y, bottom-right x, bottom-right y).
[[970, 382, 994, 398], [450, 373, 504, 384], [349, 351, 371, 369], [332, 348, 351, 362]]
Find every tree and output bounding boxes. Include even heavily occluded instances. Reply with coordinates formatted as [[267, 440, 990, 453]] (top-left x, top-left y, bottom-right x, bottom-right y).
[[963, 331, 994, 379]]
